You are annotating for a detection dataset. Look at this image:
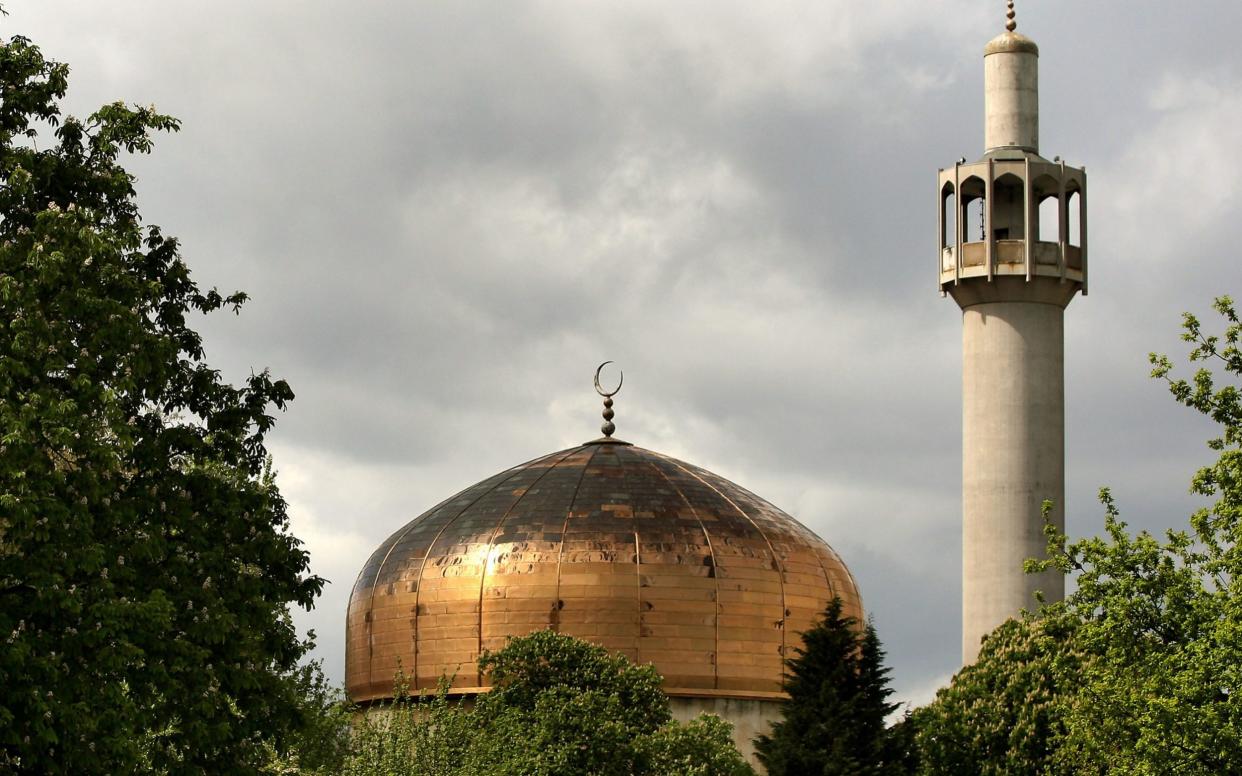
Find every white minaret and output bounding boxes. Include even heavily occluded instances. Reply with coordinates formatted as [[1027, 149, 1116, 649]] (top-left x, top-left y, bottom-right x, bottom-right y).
[[937, 2, 1087, 663]]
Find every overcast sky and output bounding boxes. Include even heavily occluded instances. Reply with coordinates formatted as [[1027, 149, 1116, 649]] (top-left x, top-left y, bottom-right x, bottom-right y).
[[10, 1, 1242, 709]]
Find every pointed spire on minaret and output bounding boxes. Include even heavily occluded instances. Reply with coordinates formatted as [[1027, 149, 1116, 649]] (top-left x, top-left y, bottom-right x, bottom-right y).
[[1006, 1, 1017, 32]]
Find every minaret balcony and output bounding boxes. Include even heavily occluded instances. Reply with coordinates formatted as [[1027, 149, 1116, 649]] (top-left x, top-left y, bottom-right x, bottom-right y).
[[937, 155, 1087, 294]]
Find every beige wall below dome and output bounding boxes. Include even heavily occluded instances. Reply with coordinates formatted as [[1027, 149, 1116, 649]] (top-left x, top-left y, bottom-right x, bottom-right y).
[[670, 696, 781, 772]]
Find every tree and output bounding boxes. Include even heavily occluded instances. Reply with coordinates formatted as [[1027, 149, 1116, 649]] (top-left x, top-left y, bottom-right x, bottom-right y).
[[0, 30, 322, 773], [342, 629, 756, 776], [910, 613, 1080, 775], [260, 660, 353, 776], [754, 598, 910, 776], [912, 296, 1242, 775], [1035, 295, 1242, 773]]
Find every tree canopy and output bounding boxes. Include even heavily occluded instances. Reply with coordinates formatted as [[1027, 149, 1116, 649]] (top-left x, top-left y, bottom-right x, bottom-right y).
[[1041, 295, 1242, 772], [910, 614, 1079, 775], [342, 629, 755, 776], [0, 31, 321, 773], [754, 597, 911, 776]]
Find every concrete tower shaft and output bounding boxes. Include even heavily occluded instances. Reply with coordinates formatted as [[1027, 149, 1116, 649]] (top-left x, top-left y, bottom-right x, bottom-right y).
[[953, 279, 1074, 665], [938, 12, 1088, 663], [984, 32, 1039, 152]]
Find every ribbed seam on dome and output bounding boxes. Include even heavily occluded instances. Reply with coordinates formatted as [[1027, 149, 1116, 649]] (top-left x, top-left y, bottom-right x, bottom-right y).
[[358, 484, 478, 692], [395, 449, 567, 689], [471, 446, 584, 677], [650, 451, 790, 687], [637, 450, 722, 690], [551, 444, 603, 636]]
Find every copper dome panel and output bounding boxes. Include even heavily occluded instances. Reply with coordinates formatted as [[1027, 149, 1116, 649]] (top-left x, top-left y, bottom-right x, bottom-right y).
[[345, 442, 862, 703]]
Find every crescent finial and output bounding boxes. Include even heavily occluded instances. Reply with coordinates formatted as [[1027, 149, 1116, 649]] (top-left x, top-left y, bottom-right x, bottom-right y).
[[594, 361, 623, 398], [593, 361, 622, 438]]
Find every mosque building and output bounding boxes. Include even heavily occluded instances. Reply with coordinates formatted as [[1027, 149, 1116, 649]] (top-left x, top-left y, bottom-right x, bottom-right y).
[[344, 2, 1084, 764]]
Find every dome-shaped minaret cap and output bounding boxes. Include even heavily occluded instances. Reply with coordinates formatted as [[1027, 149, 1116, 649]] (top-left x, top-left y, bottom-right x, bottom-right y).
[[985, 1, 1039, 55]]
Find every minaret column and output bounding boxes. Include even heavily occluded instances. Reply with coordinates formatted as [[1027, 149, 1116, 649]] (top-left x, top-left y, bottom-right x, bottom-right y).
[[956, 280, 1071, 663], [937, 3, 1087, 663]]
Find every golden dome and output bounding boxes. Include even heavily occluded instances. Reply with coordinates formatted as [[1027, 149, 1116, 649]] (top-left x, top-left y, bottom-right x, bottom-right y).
[[345, 438, 862, 703]]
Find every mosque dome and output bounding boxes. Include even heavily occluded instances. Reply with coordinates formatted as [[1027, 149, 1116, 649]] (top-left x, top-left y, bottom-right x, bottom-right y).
[[344, 436, 862, 704]]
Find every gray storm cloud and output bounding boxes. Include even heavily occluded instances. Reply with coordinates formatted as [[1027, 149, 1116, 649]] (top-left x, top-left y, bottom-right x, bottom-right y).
[[10, 0, 1242, 707]]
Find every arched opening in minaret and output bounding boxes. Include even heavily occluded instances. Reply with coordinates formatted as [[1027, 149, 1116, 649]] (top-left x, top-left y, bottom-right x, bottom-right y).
[[1066, 188, 1082, 247], [958, 176, 986, 268], [991, 173, 1024, 246], [1038, 196, 1058, 242], [960, 175, 986, 247], [941, 183, 957, 249], [965, 200, 985, 243], [1033, 174, 1060, 243]]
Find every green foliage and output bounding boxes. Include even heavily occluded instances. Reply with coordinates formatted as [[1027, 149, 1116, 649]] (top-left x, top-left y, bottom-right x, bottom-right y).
[[913, 296, 1242, 775], [261, 660, 353, 776], [341, 630, 755, 776], [1040, 295, 1242, 773], [478, 626, 670, 735], [1032, 489, 1242, 774], [636, 714, 755, 776], [911, 614, 1080, 775], [754, 598, 911, 776], [0, 32, 322, 773], [341, 685, 475, 776]]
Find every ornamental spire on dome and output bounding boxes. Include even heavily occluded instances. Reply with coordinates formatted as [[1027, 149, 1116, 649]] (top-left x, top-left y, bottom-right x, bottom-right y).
[[1006, 0, 1017, 32], [593, 361, 623, 438]]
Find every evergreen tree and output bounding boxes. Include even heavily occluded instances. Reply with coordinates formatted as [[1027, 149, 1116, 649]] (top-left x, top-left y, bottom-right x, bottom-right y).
[[754, 598, 909, 776]]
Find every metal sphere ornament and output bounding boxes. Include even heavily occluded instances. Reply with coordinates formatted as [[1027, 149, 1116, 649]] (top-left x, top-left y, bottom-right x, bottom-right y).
[[593, 361, 623, 438]]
